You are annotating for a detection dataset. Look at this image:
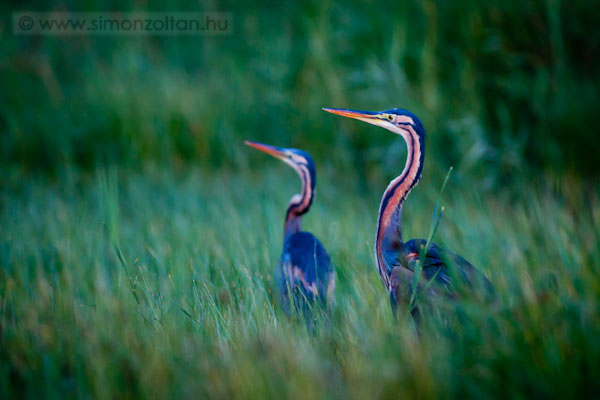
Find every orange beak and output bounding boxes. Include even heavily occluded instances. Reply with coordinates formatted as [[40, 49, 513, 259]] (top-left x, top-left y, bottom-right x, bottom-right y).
[[322, 107, 386, 127], [322, 108, 378, 118], [244, 141, 286, 159]]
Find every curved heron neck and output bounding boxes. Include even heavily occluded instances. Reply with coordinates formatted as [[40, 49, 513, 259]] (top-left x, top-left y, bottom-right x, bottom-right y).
[[283, 167, 314, 239], [374, 126, 425, 290]]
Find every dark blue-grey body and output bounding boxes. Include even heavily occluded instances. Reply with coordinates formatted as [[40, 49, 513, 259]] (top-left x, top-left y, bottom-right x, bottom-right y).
[[386, 238, 494, 313], [278, 231, 335, 317]]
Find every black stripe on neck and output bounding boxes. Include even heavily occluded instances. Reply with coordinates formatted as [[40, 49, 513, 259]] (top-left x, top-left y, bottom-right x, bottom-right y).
[[377, 130, 425, 239], [285, 165, 313, 219]]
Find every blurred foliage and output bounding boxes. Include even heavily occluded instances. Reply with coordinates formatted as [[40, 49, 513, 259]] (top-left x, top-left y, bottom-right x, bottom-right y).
[[1, 0, 599, 181]]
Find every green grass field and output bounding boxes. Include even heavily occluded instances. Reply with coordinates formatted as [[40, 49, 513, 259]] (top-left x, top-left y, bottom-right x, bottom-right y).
[[2, 0, 600, 398], [2, 164, 599, 398]]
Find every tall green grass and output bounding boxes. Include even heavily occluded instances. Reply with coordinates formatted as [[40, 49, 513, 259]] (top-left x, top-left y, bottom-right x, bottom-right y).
[[1, 166, 599, 398]]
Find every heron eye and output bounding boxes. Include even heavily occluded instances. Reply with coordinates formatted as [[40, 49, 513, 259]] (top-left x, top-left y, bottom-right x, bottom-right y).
[[387, 114, 394, 121]]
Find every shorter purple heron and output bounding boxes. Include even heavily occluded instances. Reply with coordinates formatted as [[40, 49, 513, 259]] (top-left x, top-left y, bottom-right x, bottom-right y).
[[323, 108, 492, 316], [245, 141, 335, 320]]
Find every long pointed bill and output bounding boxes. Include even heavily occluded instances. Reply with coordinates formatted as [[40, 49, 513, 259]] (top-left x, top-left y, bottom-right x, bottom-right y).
[[322, 108, 386, 127], [244, 140, 286, 159]]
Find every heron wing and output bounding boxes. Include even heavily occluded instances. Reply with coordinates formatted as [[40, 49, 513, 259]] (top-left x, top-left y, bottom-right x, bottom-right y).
[[400, 239, 491, 293]]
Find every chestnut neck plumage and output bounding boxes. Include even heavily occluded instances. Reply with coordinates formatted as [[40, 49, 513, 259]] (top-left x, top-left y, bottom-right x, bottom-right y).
[[284, 165, 315, 239], [374, 124, 425, 291]]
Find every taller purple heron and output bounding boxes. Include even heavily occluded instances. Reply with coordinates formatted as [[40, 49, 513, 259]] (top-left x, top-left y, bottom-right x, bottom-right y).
[[245, 141, 335, 319], [323, 108, 492, 315]]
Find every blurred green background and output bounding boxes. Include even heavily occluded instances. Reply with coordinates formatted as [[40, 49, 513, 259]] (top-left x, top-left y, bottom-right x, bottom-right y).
[[2, 0, 599, 180], [2, 1, 600, 399]]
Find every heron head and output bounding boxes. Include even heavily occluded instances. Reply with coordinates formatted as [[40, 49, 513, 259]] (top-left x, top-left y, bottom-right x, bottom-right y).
[[245, 141, 316, 185], [322, 107, 426, 140]]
